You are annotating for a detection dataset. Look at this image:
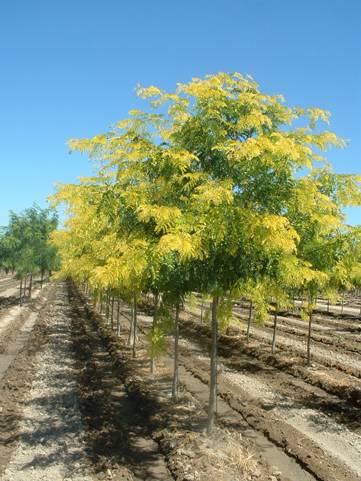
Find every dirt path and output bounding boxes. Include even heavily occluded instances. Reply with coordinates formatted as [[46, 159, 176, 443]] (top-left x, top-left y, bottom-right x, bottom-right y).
[[68, 286, 173, 481], [1, 285, 94, 481], [0, 278, 17, 290], [231, 306, 361, 354], [0, 288, 18, 299], [186, 305, 361, 379], [295, 299, 360, 318], [245, 322, 361, 375], [0, 279, 19, 299]]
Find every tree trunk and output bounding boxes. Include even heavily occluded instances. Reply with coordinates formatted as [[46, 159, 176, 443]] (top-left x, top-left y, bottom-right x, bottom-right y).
[[24, 276, 27, 302], [40, 270, 44, 289], [28, 273, 33, 299], [150, 313, 155, 374], [100, 291, 104, 314], [110, 296, 115, 330], [106, 291, 110, 320], [172, 300, 180, 401], [150, 293, 159, 374], [207, 295, 219, 435], [116, 298, 121, 335], [341, 293, 344, 315], [128, 301, 134, 346], [307, 309, 313, 366], [132, 294, 137, 359], [246, 301, 252, 343], [200, 299, 204, 323], [150, 357, 155, 374], [19, 278, 23, 306], [271, 309, 278, 354]]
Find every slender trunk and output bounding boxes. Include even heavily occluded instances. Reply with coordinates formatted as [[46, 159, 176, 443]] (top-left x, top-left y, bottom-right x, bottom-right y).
[[207, 295, 219, 435], [200, 299, 204, 323], [341, 293, 344, 315], [172, 300, 180, 401], [100, 291, 104, 314], [128, 300, 134, 346], [19, 278, 23, 306], [110, 296, 115, 330], [150, 293, 159, 374], [271, 308, 278, 354], [28, 273, 33, 299], [150, 356, 156, 374], [116, 298, 121, 335], [327, 298, 330, 313], [246, 301, 252, 343], [132, 294, 137, 359], [24, 276, 27, 302], [106, 291, 110, 320], [150, 311, 157, 373], [40, 270, 44, 289], [307, 308, 313, 366]]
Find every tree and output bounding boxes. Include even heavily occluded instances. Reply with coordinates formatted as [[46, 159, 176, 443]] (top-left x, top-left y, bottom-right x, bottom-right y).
[[0, 206, 59, 300], [52, 72, 360, 436]]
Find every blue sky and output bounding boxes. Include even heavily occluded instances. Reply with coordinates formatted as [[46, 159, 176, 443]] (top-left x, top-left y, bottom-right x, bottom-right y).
[[0, 0, 360, 226]]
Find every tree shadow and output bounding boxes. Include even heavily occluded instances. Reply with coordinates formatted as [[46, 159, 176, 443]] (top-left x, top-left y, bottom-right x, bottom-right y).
[[68, 288, 175, 479]]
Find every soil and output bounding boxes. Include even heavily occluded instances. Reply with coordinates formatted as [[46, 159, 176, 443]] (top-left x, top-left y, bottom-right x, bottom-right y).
[[115, 297, 361, 481], [182, 304, 361, 408], [0, 284, 53, 478], [0, 279, 360, 481], [70, 284, 272, 481]]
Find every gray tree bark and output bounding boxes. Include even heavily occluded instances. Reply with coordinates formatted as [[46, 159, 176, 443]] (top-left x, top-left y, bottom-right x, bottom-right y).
[[172, 300, 180, 401], [207, 295, 219, 435]]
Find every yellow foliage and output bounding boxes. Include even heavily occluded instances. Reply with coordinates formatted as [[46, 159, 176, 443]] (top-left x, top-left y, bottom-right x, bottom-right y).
[[192, 180, 234, 206], [137, 204, 182, 233], [253, 215, 299, 254], [136, 85, 163, 98], [156, 232, 204, 260]]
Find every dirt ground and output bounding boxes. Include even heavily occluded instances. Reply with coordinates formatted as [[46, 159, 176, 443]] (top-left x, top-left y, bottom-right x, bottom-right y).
[[0, 280, 360, 481], [0, 282, 273, 481]]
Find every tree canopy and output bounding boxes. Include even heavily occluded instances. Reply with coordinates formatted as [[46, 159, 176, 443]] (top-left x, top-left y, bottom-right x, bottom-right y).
[[0, 205, 59, 280]]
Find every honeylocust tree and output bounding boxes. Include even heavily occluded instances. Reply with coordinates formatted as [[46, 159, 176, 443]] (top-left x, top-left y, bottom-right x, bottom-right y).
[[58, 72, 359, 435], [286, 167, 361, 364]]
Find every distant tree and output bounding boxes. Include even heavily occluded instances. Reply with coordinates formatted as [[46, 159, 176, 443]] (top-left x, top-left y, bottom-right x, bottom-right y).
[[0, 205, 59, 300]]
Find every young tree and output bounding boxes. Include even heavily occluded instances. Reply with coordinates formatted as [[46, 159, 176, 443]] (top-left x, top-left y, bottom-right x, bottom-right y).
[[53, 72, 360, 435]]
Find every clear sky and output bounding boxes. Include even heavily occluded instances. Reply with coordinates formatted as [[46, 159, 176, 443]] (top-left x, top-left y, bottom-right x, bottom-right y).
[[0, 0, 360, 226]]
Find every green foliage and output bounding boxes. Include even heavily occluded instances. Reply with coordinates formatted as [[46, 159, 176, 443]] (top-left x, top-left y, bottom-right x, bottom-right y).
[[217, 297, 238, 331], [146, 325, 168, 359], [0, 205, 59, 278]]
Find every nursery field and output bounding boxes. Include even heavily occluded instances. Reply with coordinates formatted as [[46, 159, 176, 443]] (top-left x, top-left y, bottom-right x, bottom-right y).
[[0, 276, 360, 481], [1, 73, 361, 481]]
